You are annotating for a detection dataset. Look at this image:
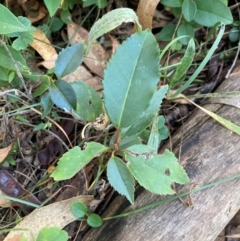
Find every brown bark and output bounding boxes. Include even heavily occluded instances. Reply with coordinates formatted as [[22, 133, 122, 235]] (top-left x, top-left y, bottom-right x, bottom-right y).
[[82, 67, 240, 241]]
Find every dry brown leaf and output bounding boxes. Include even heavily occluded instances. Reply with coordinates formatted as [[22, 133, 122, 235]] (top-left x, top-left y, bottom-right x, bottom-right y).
[[67, 23, 89, 45], [225, 234, 240, 238], [136, 0, 160, 30], [17, 0, 47, 23], [84, 44, 106, 78], [36, 54, 58, 69], [67, 23, 107, 77], [27, 6, 48, 23], [4, 195, 93, 241], [0, 190, 11, 208], [30, 28, 57, 61], [84, 77, 103, 91], [0, 143, 13, 163], [63, 68, 102, 92], [62, 65, 93, 82], [152, 10, 172, 29], [108, 34, 119, 54], [6, 235, 22, 241]]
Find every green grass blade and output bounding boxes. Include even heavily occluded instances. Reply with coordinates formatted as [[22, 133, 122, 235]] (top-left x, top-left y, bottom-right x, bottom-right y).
[[171, 24, 225, 97]]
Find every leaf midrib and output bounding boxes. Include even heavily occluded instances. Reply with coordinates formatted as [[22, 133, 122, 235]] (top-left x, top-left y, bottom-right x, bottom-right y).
[[117, 33, 148, 127]]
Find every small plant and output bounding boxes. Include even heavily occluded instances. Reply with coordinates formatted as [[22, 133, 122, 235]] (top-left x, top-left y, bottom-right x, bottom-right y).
[[229, 20, 240, 42], [1, 2, 239, 240], [158, 0, 232, 45], [45, 9, 190, 204], [71, 202, 103, 228], [36, 227, 68, 241]]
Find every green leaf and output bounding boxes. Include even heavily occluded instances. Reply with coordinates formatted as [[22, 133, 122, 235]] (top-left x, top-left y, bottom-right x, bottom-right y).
[[55, 43, 84, 78], [124, 86, 168, 137], [33, 76, 51, 97], [109, 134, 142, 150], [182, 0, 197, 22], [171, 24, 225, 97], [177, 24, 194, 45], [0, 45, 28, 71], [49, 79, 77, 111], [126, 144, 155, 157], [161, 0, 182, 7], [107, 157, 135, 204], [8, 71, 15, 82], [170, 38, 195, 87], [71, 202, 88, 219], [49, 17, 64, 32], [147, 115, 160, 155], [18, 16, 33, 28], [41, 93, 53, 117], [83, 0, 107, 8], [33, 122, 51, 131], [51, 142, 108, 181], [86, 8, 142, 54], [0, 66, 9, 81], [12, 32, 34, 51], [15, 115, 29, 124], [125, 147, 189, 195], [119, 136, 142, 149], [43, 0, 62, 17], [147, 116, 169, 154], [172, 7, 182, 19], [104, 30, 160, 128], [60, 9, 73, 24], [87, 213, 103, 228], [71, 82, 102, 122], [20, 236, 28, 241], [229, 27, 240, 42], [157, 23, 176, 41], [194, 0, 233, 27], [0, 4, 29, 34], [158, 116, 169, 141], [36, 227, 68, 241], [220, 0, 228, 5]]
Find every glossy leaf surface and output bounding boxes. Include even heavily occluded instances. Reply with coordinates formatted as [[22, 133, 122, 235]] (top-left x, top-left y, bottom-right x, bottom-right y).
[[51, 143, 108, 181], [49, 79, 77, 111], [107, 157, 135, 203], [124, 86, 168, 137], [71, 82, 102, 122], [104, 30, 160, 128], [55, 43, 84, 78]]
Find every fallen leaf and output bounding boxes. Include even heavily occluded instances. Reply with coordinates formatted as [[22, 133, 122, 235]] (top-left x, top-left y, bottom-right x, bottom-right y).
[[67, 23, 88, 45], [0, 190, 11, 208], [62, 66, 103, 91], [17, 0, 47, 23], [27, 6, 48, 23], [84, 77, 103, 91], [136, 0, 160, 30], [30, 28, 57, 61], [84, 43, 106, 78], [0, 143, 13, 163], [108, 34, 119, 54], [62, 65, 93, 82], [6, 235, 22, 241], [4, 195, 93, 241], [36, 54, 58, 69], [0, 170, 40, 213], [152, 10, 172, 29]]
